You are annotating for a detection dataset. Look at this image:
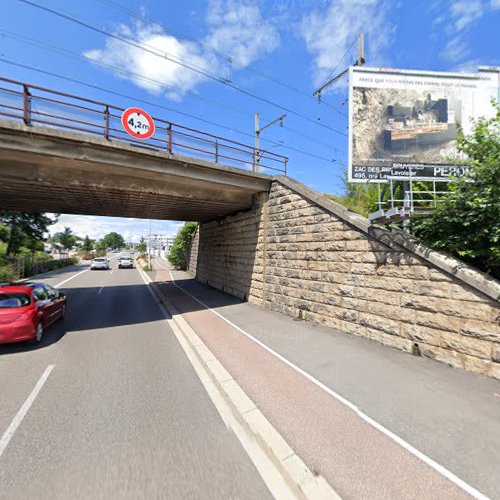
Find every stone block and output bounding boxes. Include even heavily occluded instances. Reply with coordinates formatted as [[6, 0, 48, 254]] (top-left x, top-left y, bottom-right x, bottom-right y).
[[440, 332, 492, 359]]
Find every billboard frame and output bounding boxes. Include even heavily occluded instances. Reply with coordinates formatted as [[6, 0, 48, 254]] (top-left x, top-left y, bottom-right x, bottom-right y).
[[347, 65, 499, 183]]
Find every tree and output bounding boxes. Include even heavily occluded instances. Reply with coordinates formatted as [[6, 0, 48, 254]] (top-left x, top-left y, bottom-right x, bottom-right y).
[[136, 237, 147, 254], [411, 104, 500, 278], [168, 223, 197, 269], [53, 227, 77, 255], [100, 232, 125, 250], [0, 212, 57, 255], [81, 235, 94, 252]]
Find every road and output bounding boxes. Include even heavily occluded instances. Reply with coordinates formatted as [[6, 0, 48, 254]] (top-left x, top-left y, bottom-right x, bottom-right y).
[[0, 257, 274, 499], [151, 258, 500, 500], [2, 256, 499, 499]]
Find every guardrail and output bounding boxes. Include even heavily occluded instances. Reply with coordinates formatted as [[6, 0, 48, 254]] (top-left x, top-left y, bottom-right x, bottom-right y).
[[0, 76, 288, 175]]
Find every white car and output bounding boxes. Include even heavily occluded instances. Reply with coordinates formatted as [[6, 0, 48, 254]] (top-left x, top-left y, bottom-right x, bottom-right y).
[[118, 257, 134, 269], [90, 257, 110, 270]]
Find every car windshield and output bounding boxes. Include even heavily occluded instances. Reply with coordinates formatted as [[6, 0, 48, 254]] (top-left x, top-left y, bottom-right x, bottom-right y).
[[0, 293, 31, 308], [94, 258, 105, 262]]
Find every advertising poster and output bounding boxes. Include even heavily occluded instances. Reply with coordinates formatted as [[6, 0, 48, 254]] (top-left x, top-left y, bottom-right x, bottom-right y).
[[348, 66, 499, 182]]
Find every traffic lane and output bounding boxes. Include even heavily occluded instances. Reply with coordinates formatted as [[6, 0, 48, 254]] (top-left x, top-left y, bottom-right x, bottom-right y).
[[0, 265, 272, 499], [154, 276, 470, 500], [0, 256, 123, 431]]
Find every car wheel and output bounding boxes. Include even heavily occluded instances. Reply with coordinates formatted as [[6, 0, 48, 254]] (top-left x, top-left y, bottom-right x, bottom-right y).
[[29, 322, 44, 345]]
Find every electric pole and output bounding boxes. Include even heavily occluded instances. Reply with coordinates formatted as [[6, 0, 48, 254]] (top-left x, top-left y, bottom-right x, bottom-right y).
[[253, 113, 287, 172], [313, 33, 365, 101]]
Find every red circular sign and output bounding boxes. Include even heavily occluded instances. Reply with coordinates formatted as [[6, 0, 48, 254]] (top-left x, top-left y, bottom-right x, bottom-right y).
[[121, 107, 155, 140]]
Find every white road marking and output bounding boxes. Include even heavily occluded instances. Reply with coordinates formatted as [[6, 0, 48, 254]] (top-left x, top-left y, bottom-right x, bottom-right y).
[[54, 268, 89, 288], [155, 258, 490, 500], [53, 254, 121, 288], [0, 365, 55, 458], [97, 286, 104, 295], [137, 266, 298, 499]]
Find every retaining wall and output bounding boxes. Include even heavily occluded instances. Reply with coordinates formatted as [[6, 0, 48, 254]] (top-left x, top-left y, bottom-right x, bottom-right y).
[[190, 177, 500, 380]]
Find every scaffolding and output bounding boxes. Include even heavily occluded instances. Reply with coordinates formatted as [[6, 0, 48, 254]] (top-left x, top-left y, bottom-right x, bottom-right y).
[[368, 168, 459, 224]]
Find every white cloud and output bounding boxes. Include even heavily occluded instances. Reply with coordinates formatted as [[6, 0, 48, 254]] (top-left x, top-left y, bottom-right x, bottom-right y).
[[433, 0, 495, 63], [300, 0, 395, 90], [442, 35, 470, 62], [49, 215, 182, 243], [84, 0, 279, 99], [450, 0, 485, 30]]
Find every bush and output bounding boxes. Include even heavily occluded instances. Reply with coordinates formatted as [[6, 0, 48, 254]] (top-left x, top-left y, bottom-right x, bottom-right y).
[[0, 264, 17, 283], [168, 223, 197, 270], [411, 105, 500, 279]]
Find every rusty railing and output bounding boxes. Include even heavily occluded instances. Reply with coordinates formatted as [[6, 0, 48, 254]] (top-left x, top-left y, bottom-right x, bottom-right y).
[[0, 76, 288, 175]]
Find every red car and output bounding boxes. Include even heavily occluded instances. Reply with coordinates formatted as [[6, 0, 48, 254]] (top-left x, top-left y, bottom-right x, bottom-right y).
[[0, 283, 66, 345]]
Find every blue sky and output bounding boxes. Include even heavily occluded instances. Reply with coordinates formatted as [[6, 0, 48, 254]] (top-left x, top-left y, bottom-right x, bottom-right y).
[[2, 0, 499, 241]]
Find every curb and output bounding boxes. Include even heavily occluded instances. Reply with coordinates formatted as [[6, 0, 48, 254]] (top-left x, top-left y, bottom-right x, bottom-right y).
[[137, 263, 341, 500]]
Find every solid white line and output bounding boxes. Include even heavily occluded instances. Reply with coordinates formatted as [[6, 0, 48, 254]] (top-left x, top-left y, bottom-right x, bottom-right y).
[[137, 265, 298, 499], [54, 268, 89, 288], [0, 365, 55, 458], [158, 260, 490, 500]]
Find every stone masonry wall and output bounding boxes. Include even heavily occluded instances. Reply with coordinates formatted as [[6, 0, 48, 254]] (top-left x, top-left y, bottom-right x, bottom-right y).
[[195, 192, 267, 300], [189, 179, 500, 380]]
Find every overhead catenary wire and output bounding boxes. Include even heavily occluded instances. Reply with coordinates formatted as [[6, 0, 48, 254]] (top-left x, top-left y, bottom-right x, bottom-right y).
[[16, 0, 347, 136], [0, 29, 345, 156], [91, 0, 347, 117], [320, 37, 357, 89], [0, 58, 345, 167]]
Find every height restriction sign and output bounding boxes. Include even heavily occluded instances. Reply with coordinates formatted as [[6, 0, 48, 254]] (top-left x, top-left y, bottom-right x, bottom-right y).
[[121, 107, 155, 140]]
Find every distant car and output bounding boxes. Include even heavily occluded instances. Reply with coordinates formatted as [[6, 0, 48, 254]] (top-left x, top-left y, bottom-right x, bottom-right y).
[[90, 257, 110, 270], [118, 256, 134, 269], [0, 283, 66, 345]]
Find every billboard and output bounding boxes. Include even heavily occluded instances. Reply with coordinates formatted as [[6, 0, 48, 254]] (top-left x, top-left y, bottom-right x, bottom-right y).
[[348, 66, 499, 182]]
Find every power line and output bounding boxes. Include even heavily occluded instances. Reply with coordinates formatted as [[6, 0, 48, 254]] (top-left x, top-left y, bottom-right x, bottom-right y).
[[1, 29, 345, 156], [320, 37, 357, 88], [91, 0, 347, 117], [0, 58, 345, 167], [0, 29, 255, 119], [16, 0, 347, 136]]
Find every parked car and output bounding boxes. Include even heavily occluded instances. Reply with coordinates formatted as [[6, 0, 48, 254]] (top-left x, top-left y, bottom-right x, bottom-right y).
[[118, 256, 134, 269], [0, 283, 66, 345], [90, 257, 110, 270]]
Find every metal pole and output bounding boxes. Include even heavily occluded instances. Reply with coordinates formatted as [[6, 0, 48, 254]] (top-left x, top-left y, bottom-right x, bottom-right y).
[[167, 123, 173, 154], [358, 33, 365, 66], [23, 84, 32, 126], [214, 139, 219, 163], [104, 105, 110, 140], [254, 113, 260, 173], [148, 219, 152, 270]]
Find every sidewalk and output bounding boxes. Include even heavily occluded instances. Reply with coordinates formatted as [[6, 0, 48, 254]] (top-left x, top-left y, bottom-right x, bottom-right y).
[[151, 258, 500, 500]]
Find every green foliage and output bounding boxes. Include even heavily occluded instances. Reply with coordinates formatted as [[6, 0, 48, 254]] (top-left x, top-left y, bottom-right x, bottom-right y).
[[325, 170, 380, 217], [0, 263, 17, 283], [99, 232, 125, 250], [411, 105, 500, 278], [136, 237, 147, 254], [0, 212, 57, 255], [53, 227, 77, 254], [0, 224, 8, 242], [81, 235, 94, 252], [168, 222, 197, 270]]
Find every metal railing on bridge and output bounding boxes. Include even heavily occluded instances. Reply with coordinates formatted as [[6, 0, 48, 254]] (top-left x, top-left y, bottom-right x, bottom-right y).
[[0, 76, 288, 175]]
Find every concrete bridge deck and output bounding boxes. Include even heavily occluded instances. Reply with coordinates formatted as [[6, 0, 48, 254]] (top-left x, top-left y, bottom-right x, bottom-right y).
[[0, 121, 271, 221]]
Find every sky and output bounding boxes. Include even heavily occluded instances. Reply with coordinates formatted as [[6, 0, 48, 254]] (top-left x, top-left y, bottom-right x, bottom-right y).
[[2, 0, 499, 241]]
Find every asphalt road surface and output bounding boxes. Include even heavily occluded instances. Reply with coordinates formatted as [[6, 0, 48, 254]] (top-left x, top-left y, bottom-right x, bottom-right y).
[[0, 258, 273, 499]]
